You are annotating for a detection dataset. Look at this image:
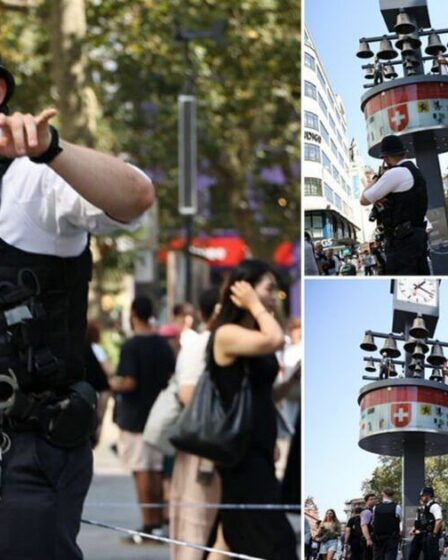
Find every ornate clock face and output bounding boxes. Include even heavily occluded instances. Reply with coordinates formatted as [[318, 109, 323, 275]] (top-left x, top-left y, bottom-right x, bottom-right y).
[[396, 279, 438, 306]]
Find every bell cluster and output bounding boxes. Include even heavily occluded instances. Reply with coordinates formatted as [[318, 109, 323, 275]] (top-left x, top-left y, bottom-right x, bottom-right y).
[[360, 314, 447, 383], [356, 8, 448, 82]]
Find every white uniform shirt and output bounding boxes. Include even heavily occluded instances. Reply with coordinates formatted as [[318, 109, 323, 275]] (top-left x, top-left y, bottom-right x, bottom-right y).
[[363, 159, 414, 204], [428, 501, 443, 521], [0, 157, 146, 257]]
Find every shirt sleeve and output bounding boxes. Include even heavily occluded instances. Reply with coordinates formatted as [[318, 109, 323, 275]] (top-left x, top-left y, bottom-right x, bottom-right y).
[[430, 503, 443, 520], [363, 167, 414, 204], [396, 504, 402, 519], [45, 163, 149, 235], [116, 340, 139, 379], [360, 510, 372, 526]]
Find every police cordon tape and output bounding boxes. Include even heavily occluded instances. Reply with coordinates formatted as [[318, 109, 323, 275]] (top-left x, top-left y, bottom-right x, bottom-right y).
[[81, 518, 268, 560], [84, 501, 301, 511]]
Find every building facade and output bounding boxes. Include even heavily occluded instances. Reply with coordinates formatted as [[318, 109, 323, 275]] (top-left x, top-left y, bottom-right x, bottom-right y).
[[304, 28, 362, 249]]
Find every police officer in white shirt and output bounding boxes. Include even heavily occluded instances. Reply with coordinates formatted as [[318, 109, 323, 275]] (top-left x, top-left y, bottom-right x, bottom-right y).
[[0, 59, 154, 559], [413, 487, 443, 560], [360, 135, 430, 275]]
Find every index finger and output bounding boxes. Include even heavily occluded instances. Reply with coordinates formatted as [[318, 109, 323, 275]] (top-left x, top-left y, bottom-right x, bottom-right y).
[[35, 108, 58, 125]]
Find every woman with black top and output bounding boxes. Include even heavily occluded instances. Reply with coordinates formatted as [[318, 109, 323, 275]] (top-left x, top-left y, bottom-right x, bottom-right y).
[[210, 259, 298, 560]]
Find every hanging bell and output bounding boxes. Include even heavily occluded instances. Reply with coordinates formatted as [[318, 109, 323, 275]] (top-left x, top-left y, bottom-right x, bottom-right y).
[[425, 32, 446, 56], [427, 341, 446, 366], [409, 314, 429, 339], [383, 64, 398, 79], [404, 59, 415, 70], [429, 368, 444, 382], [405, 55, 419, 67], [412, 343, 427, 361], [357, 38, 374, 59], [407, 67, 417, 76], [377, 36, 398, 60], [365, 358, 376, 373], [360, 331, 377, 351], [388, 361, 398, 378], [412, 360, 424, 378], [364, 64, 375, 80], [380, 335, 401, 358], [404, 336, 429, 354], [394, 9, 417, 35], [431, 58, 440, 73], [396, 32, 422, 51]]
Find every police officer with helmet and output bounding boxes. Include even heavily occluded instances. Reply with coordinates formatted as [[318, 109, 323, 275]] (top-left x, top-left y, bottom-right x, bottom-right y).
[[0, 59, 154, 558], [360, 135, 429, 275], [410, 487, 443, 560]]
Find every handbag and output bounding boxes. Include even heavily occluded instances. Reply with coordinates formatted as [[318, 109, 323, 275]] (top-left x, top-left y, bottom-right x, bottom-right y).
[[169, 339, 252, 467], [143, 375, 181, 456]]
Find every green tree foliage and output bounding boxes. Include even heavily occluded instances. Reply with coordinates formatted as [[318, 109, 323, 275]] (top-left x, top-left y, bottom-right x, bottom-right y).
[[362, 455, 448, 513], [1, 0, 299, 257]]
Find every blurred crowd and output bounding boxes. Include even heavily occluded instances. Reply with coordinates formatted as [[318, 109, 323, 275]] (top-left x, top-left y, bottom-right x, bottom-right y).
[[84, 258, 300, 560]]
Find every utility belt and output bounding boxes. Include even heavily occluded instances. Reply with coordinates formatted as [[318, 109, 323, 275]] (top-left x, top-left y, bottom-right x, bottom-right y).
[[384, 221, 425, 240], [6, 380, 97, 448]]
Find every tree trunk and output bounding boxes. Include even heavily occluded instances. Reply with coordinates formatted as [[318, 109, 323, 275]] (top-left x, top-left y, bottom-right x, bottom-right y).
[[50, 0, 98, 146]]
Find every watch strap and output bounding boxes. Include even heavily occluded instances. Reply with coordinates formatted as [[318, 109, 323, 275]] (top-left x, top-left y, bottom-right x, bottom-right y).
[[30, 125, 63, 164]]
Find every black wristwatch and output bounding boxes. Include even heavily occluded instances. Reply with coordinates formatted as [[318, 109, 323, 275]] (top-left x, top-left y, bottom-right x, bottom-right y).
[[30, 126, 63, 164]]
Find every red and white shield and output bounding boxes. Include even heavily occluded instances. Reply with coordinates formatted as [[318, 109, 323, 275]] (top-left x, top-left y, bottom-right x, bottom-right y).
[[388, 105, 409, 132], [391, 403, 411, 428]]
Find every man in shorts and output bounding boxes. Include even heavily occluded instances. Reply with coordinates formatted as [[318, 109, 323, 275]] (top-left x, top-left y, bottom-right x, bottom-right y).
[[111, 296, 175, 542]]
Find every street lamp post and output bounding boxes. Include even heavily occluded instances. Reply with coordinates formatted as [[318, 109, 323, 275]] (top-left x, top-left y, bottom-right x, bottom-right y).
[[358, 279, 448, 547], [356, 1, 448, 273], [175, 22, 224, 301]]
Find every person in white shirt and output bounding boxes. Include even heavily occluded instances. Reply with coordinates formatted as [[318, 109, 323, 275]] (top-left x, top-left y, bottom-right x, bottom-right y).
[[360, 135, 429, 275], [0, 59, 154, 559]]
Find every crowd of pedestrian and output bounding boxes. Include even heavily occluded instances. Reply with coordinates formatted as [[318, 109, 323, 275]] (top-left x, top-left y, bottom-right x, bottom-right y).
[[305, 487, 446, 560], [305, 234, 386, 277], [90, 258, 300, 559]]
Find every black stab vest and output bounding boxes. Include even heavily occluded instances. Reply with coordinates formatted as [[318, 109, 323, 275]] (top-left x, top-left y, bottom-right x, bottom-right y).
[[421, 502, 442, 536], [373, 502, 400, 537], [385, 161, 428, 229], [0, 238, 92, 392]]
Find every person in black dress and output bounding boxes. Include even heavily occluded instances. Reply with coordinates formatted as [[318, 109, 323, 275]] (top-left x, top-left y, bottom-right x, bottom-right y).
[[210, 259, 298, 560]]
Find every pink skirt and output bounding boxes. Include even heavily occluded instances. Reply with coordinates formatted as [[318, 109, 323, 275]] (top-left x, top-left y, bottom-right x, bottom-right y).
[[169, 451, 221, 560]]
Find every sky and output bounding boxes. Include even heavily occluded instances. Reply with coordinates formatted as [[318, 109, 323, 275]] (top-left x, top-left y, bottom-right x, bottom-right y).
[[304, 279, 448, 520], [306, 0, 448, 173]]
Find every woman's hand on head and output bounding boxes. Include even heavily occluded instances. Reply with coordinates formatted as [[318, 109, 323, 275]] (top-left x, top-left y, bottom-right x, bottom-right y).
[[229, 281, 261, 312]]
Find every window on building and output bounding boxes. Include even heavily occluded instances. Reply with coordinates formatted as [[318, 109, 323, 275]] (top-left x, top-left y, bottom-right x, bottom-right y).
[[331, 140, 337, 157], [324, 182, 334, 203], [318, 94, 328, 117], [332, 165, 339, 183], [305, 80, 317, 99], [317, 66, 326, 88], [320, 122, 329, 144], [322, 151, 331, 173], [329, 115, 336, 132], [305, 53, 316, 70], [305, 177, 323, 196], [306, 212, 324, 238], [305, 111, 319, 130], [335, 194, 342, 210], [305, 143, 321, 162]]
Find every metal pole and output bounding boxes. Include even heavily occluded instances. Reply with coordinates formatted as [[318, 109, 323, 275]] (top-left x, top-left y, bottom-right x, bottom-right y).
[[413, 132, 448, 274], [184, 214, 193, 301], [402, 435, 425, 559]]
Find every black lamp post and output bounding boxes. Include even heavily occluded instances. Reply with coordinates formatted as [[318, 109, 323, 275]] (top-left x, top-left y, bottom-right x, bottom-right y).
[[174, 22, 225, 301]]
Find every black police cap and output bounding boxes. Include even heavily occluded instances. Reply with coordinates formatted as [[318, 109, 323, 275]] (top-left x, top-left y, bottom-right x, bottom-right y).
[[420, 486, 434, 497], [0, 60, 15, 106], [380, 135, 406, 157]]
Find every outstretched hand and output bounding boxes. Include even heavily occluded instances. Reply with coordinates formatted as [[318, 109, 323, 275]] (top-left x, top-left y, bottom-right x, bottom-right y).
[[0, 108, 57, 159]]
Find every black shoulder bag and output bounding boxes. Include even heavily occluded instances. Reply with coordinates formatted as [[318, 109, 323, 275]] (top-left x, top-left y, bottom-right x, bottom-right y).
[[169, 336, 252, 467]]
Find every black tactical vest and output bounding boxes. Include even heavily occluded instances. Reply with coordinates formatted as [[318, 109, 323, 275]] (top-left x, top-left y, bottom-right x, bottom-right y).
[[421, 502, 442, 536], [385, 161, 428, 229], [0, 237, 92, 393], [373, 502, 400, 537]]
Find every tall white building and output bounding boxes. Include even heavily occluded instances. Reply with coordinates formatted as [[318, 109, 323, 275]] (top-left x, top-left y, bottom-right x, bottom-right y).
[[349, 140, 377, 243], [304, 28, 362, 248]]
